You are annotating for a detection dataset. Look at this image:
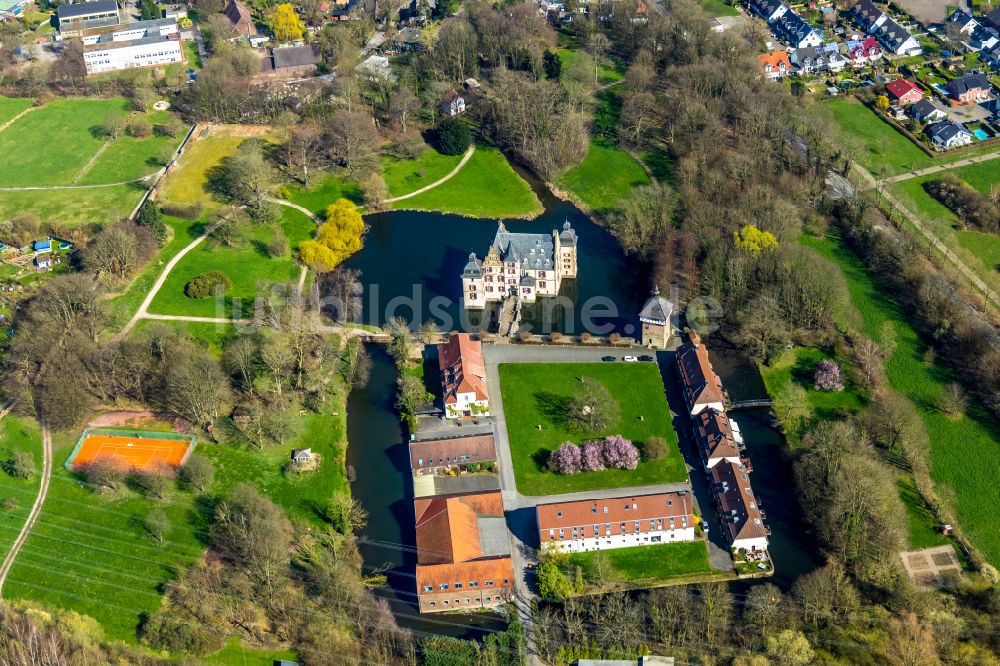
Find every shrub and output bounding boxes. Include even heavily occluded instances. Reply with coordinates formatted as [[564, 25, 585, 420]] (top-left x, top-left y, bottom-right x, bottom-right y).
[[7, 451, 34, 480], [925, 175, 999, 234], [184, 271, 231, 299], [537, 559, 573, 601], [128, 116, 153, 138], [82, 460, 125, 492], [602, 435, 639, 470], [437, 116, 471, 156], [814, 359, 844, 392], [136, 200, 167, 245], [580, 441, 605, 472], [266, 227, 289, 258], [548, 442, 581, 474], [154, 122, 181, 138], [643, 436, 668, 460]]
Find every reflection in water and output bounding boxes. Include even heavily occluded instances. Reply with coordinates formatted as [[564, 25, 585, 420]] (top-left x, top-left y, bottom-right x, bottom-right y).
[[346, 345, 507, 640]]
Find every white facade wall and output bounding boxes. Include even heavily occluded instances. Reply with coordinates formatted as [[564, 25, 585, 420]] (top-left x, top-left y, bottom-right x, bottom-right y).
[[541, 525, 696, 554], [444, 392, 489, 419], [732, 535, 770, 553], [81, 21, 177, 45], [690, 400, 724, 417], [84, 38, 182, 74]]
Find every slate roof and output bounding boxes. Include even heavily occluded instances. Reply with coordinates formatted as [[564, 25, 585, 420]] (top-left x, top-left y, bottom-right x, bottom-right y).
[[639, 286, 673, 325], [988, 7, 1000, 30], [948, 8, 976, 28], [273, 45, 318, 69], [694, 408, 741, 464], [462, 252, 482, 279], [877, 17, 916, 50], [491, 221, 554, 270], [910, 98, 945, 119], [946, 73, 991, 96], [851, 0, 884, 30], [558, 220, 576, 246], [711, 460, 769, 544], [773, 11, 821, 44], [929, 121, 971, 144], [58, 0, 118, 20]]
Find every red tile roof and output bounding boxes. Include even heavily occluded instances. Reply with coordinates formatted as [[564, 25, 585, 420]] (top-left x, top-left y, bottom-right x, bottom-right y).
[[410, 434, 497, 471], [695, 408, 741, 463], [438, 333, 489, 404], [886, 77, 922, 101], [676, 331, 725, 411], [414, 490, 504, 565], [414, 558, 514, 595], [536, 491, 693, 543], [758, 50, 790, 72], [711, 460, 768, 543]]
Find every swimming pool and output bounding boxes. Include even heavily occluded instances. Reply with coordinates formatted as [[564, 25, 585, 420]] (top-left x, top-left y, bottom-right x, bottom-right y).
[[973, 129, 990, 140]]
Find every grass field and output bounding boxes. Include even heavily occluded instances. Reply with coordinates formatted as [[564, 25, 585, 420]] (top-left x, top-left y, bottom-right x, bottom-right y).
[[205, 640, 298, 665], [697, 0, 740, 15], [0, 96, 34, 126], [147, 208, 312, 318], [0, 97, 130, 186], [568, 540, 712, 583], [800, 231, 1000, 565], [818, 97, 933, 177], [497, 363, 686, 495], [760, 346, 866, 429], [381, 146, 464, 198], [160, 132, 247, 206], [5, 395, 347, 641], [129, 318, 235, 354], [78, 111, 186, 185], [392, 144, 542, 218], [556, 138, 650, 213], [556, 49, 623, 84], [0, 184, 145, 226], [287, 174, 364, 217], [0, 417, 42, 559]]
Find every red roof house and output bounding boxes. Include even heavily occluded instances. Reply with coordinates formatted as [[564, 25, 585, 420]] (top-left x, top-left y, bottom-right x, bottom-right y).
[[885, 77, 923, 105], [438, 333, 489, 419]]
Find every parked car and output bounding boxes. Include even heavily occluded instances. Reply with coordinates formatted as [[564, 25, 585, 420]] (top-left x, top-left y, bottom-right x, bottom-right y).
[[639, 355, 654, 362], [601, 356, 616, 362], [623, 355, 638, 362]]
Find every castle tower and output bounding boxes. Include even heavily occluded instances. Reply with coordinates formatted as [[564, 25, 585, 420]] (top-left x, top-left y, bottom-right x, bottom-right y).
[[462, 252, 486, 309], [555, 220, 577, 278], [639, 286, 674, 349]]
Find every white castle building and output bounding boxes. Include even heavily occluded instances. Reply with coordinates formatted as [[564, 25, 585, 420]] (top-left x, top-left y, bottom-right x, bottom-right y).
[[461, 221, 577, 308]]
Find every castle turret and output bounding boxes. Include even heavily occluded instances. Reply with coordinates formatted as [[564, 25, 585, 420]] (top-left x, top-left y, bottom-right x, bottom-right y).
[[639, 286, 674, 349], [555, 220, 577, 278], [462, 252, 486, 309]]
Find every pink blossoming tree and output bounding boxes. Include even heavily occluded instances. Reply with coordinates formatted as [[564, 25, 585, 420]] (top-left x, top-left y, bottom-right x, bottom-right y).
[[602, 435, 639, 470], [814, 359, 844, 392], [548, 441, 581, 474], [581, 441, 605, 472]]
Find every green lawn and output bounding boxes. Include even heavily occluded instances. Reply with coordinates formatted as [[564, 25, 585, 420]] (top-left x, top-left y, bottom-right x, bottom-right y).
[[0, 417, 42, 559], [497, 363, 686, 495], [129, 319, 235, 354], [204, 640, 298, 665], [956, 230, 1000, 274], [556, 138, 649, 213], [160, 133, 247, 206], [898, 476, 951, 550], [697, 0, 739, 16], [0, 184, 145, 226], [6, 396, 347, 642], [556, 49, 623, 84], [0, 96, 34, 126], [147, 209, 311, 318], [760, 346, 866, 429], [392, 144, 542, 219], [0, 97, 131, 187], [819, 97, 933, 177], [568, 540, 712, 582], [79, 111, 187, 185], [381, 146, 464, 198], [286, 175, 364, 218], [800, 231, 1000, 566]]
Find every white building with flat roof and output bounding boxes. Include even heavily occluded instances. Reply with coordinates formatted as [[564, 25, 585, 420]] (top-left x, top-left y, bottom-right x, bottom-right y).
[[83, 31, 182, 74]]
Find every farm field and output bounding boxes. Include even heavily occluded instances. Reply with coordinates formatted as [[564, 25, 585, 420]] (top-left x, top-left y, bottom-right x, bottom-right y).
[[392, 144, 543, 218], [498, 363, 686, 495], [0, 96, 34, 126], [799, 230, 1000, 565], [568, 540, 712, 583], [556, 138, 650, 213], [147, 208, 313, 319]]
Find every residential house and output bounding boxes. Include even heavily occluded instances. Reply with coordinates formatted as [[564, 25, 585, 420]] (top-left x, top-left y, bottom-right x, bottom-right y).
[[57, 0, 121, 36], [711, 460, 770, 554], [391, 26, 424, 52], [438, 333, 489, 419], [875, 17, 921, 55], [970, 24, 999, 51], [946, 73, 992, 104], [410, 434, 497, 476], [772, 10, 823, 48], [414, 491, 513, 613], [291, 448, 312, 463], [536, 491, 696, 554], [675, 330, 725, 416], [790, 43, 847, 74], [845, 36, 881, 65], [694, 409, 743, 469], [264, 45, 319, 77], [909, 98, 947, 123], [441, 89, 466, 116], [638, 286, 673, 348], [758, 50, 791, 80], [885, 77, 923, 105], [224, 0, 257, 38], [747, 0, 787, 23], [928, 121, 974, 148], [947, 8, 978, 35], [982, 43, 1000, 71], [850, 0, 886, 33], [34, 255, 51, 270], [462, 221, 577, 309], [356, 54, 394, 81]]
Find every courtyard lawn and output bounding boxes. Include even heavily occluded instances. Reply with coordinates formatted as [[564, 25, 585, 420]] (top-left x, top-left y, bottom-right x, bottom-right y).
[[392, 144, 542, 219], [381, 146, 464, 198], [498, 363, 686, 495], [568, 540, 712, 583], [556, 139, 650, 213], [0, 96, 34, 126], [0, 97, 131, 187], [147, 209, 311, 319], [286, 174, 364, 217], [800, 230, 1000, 567], [0, 417, 42, 559], [160, 132, 247, 206], [760, 346, 866, 432], [0, 184, 145, 226]]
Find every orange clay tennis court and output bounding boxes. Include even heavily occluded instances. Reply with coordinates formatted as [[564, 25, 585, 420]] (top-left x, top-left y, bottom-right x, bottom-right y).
[[67, 430, 195, 474]]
